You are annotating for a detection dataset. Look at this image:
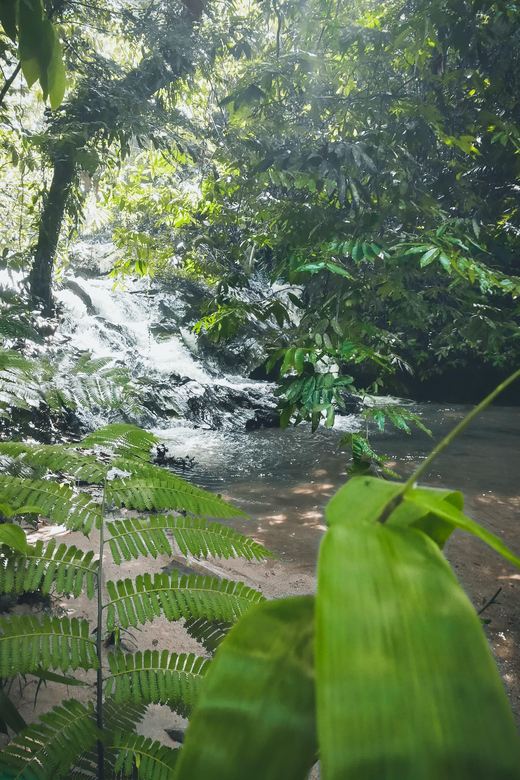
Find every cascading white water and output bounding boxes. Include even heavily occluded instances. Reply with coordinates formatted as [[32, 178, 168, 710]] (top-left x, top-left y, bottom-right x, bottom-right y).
[[55, 276, 215, 384], [53, 272, 288, 432]]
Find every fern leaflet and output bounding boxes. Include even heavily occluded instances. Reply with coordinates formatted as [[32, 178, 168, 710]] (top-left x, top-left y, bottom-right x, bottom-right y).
[[70, 355, 115, 375], [104, 649, 209, 714], [0, 699, 100, 779], [110, 733, 179, 779], [69, 700, 148, 779], [63, 374, 142, 415], [0, 314, 37, 340], [0, 368, 42, 416], [106, 514, 274, 564], [80, 424, 158, 460], [105, 571, 264, 631], [0, 443, 108, 483], [107, 473, 247, 519], [0, 538, 98, 599], [0, 477, 101, 533], [0, 615, 98, 675], [184, 616, 232, 652]]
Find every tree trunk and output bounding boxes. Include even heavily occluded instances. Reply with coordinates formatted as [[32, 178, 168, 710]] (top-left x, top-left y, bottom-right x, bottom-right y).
[[28, 3, 206, 315], [29, 152, 75, 314]]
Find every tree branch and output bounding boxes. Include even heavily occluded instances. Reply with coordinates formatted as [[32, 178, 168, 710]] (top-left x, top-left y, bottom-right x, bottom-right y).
[[0, 62, 21, 109]]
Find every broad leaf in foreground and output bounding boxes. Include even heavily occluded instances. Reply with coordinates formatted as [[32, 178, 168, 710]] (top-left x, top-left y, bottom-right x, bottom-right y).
[[316, 477, 520, 780], [175, 596, 317, 780]]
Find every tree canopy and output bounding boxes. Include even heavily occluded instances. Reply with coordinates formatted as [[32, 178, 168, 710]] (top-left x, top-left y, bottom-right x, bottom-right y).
[[0, 0, 519, 418]]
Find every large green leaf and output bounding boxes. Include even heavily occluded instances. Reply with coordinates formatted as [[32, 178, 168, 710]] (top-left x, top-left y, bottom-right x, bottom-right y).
[[0, 687, 26, 735], [18, 0, 47, 88], [15, 0, 66, 109], [175, 596, 317, 780], [40, 19, 66, 110], [387, 485, 463, 549], [405, 488, 520, 568], [316, 477, 520, 779], [0, 0, 17, 41], [0, 523, 27, 554]]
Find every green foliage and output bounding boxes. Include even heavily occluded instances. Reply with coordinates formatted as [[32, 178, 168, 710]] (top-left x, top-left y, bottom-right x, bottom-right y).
[[0, 700, 100, 780], [0, 476, 101, 533], [110, 733, 179, 780], [104, 649, 209, 712], [106, 514, 277, 564], [175, 597, 316, 780], [183, 617, 231, 653], [100, 0, 517, 408], [0, 615, 98, 675], [0, 425, 247, 533], [106, 472, 247, 519], [338, 432, 399, 479], [0, 350, 145, 438], [0, 537, 98, 598], [314, 476, 520, 778], [0, 0, 66, 109], [79, 423, 158, 460], [175, 381, 520, 779], [0, 523, 27, 553], [0, 687, 26, 737], [361, 404, 432, 436], [68, 700, 148, 780], [337, 404, 432, 478], [0, 422, 270, 778], [105, 571, 263, 632]]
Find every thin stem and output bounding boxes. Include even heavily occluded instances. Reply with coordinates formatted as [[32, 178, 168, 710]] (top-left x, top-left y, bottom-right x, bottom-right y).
[[477, 587, 502, 616], [377, 368, 520, 523], [401, 367, 520, 493], [96, 480, 107, 780], [0, 63, 21, 109]]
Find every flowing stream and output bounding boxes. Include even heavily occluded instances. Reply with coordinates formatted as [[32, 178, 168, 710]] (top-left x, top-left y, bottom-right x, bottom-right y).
[[53, 272, 520, 563]]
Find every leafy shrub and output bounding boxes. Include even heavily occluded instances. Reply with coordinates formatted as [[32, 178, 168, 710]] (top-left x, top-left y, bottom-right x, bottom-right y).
[[0, 423, 273, 778]]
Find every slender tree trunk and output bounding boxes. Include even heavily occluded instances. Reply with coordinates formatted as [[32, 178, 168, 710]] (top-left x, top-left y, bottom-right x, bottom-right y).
[[28, 2, 206, 316], [29, 152, 75, 314]]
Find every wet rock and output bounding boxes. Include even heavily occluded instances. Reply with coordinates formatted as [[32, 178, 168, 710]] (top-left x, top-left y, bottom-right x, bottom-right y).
[[245, 408, 280, 430], [182, 383, 277, 431], [154, 444, 195, 471], [337, 391, 362, 415], [0, 402, 85, 444], [62, 279, 95, 314]]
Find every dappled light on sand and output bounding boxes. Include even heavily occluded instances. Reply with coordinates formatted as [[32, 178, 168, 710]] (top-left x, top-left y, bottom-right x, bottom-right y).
[[160, 405, 520, 721]]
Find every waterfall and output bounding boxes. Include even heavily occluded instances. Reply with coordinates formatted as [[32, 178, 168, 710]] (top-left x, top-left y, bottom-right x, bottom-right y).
[[54, 273, 280, 432]]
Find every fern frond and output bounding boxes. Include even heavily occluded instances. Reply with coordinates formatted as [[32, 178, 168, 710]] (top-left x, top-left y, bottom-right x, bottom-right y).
[[63, 374, 131, 413], [70, 354, 115, 375], [0, 443, 107, 483], [0, 314, 37, 340], [0, 699, 99, 780], [0, 351, 33, 372], [69, 699, 148, 779], [104, 649, 209, 714], [106, 514, 274, 564], [80, 424, 158, 460], [107, 471, 247, 519], [0, 367, 42, 416], [0, 615, 98, 676], [0, 538, 98, 599], [110, 733, 179, 780], [105, 571, 264, 631], [0, 477, 101, 533], [184, 617, 232, 652]]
